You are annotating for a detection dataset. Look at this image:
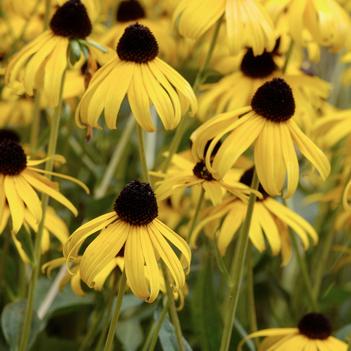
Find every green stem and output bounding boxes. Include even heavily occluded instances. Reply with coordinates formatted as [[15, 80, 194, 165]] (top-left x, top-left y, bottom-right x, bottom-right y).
[[188, 187, 205, 243], [44, 0, 51, 30], [282, 39, 294, 74], [247, 247, 257, 334], [30, 92, 41, 152], [0, 232, 10, 291], [162, 265, 185, 351], [290, 234, 318, 311], [103, 270, 127, 351], [142, 300, 169, 351], [137, 125, 151, 183], [219, 171, 259, 351], [95, 118, 135, 198], [160, 17, 222, 173], [18, 69, 67, 351]]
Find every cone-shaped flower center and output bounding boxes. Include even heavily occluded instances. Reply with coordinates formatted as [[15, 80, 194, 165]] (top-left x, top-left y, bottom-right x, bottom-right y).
[[251, 78, 295, 122], [114, 180, 158, 225], [117, 24, 159, 63], [239, 167, 268, 200], [50, 0, 92, 39], [193, 161, 214, 181], [0, 140, 27, 175], [298, 313, 332, 340], [240, 49, 278, 78], [116, 0, 146, 23], [0, 129, 20, 143]]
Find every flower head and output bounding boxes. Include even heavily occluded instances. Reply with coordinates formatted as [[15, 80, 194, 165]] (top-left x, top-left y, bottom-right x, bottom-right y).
[[64, 180, 191, 303], [76, 23, 197, 131], [239, 313, 347, 351], [192, 78, 330, 197]]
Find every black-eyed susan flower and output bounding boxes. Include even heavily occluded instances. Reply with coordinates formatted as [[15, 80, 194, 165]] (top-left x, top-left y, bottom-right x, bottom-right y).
[[64, 180, 191, 303], [5, 0, 93, 107], [101, 0, 175, 63], [154, 150, 253, 206], [239, 313, 348, 351], [198, 46, 330, 132], [192, 167, 317, 262], [192, 78, 330, 198], [266, 0, 351, 51], [75, 23, 197, 131], [173, 0, 276, 55], [0, 139, 88, 233]]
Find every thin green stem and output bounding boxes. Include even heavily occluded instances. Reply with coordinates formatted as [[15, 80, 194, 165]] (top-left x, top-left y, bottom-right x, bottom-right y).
[[18, 69, 67, 351], [103, 270, 127, 351], [160, 17, 222, 173], [137, 125, 151, 183], [142, 300, 170, 351], [247, 247, 257, 334], [219, 171, 259, 351], [44, 0, 51, 29], [282, 39, 294, 74], [162, 265, 185, 351], [0, 232, 10, 290], [30, 92, 41, 152], [290, 234, 318, 311], [188, 188, 205, 243], [95, 118, 136, 198]]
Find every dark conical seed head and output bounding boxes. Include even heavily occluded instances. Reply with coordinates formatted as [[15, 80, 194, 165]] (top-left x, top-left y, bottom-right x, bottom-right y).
[[50, 0, 92, 39], [240, 49, 278, 78], [193, 161, 214, 181], [298, 313, 332, 340], [239, 167, 268, 200], [0, 140, 27, 175], [117, 23, 159, 63], [114, 180, 158, 225], [116, 0, 146, 22], [251, 78, 295, 122], [0, 129, 20, 143]]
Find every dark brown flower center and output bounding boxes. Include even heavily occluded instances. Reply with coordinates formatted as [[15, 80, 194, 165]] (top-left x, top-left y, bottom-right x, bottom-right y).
[[298, 313, 332, 340], [116, 24, 159, 63], [251, 78, 295, 122], [0, 140, 27, 176], [114, 180, 158, 225], [240, 49, 278, 78], [0, 129, 20, 143], [116, 0, 146, 23], [193, 161, 214, 181], [50, 0, 92, 39]]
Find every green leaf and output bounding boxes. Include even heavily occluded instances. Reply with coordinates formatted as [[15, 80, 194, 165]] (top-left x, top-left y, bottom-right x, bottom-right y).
[[335, 324, 351, 342], [191, 253, 221, 351], [1, 300, 45, 350], [157, 313, 192, 351], [116, 318, 143, 351]]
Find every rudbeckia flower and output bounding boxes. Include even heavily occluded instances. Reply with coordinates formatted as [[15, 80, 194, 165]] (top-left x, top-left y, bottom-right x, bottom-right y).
[[5, 0, 93, 107], [101, 0, 175, 63], [198, 46, 329, 132], [192, 167, 317, 262], [64, 180, 191, 303], [173, 0, 276, 55], [155, 150, 253, 206], [266, 0, 351, 51], [239, 313, 348, 351], [75, 23, 197, 131], [191, 78, 330, 198], [0, 139, 88, 233]]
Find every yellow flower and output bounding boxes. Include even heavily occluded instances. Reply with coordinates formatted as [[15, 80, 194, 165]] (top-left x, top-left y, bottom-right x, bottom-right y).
[[266, 0, 351, 51], [173, 0, 276, 55], [192, 167, 317, 262], [0, 138, 88, 234], [155, 150, 253, 206], [64, 180, 191, 303], [239, 313, 348, 351], [198, 46, 330, 132], [75, 23, 197, 131], [5, 0, 93, 107], [1, 206, 69, 262], [100, 0, 176, 64], [192, 78, 330, 198]]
